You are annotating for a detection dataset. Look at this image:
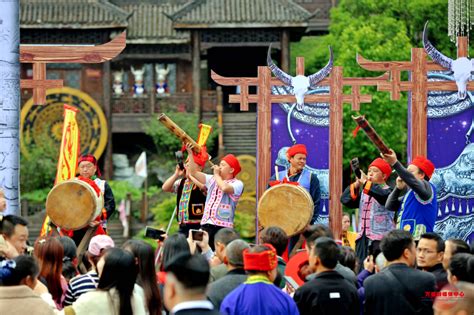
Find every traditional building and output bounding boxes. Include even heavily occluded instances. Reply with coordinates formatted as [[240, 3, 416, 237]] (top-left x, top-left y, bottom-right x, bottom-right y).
[[20, 0, 334, 177]]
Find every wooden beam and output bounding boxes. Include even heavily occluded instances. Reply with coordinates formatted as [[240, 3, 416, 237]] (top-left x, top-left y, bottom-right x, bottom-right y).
[[457, 37, 468, 58], [281, 30, 290, 73], [20, 31, 126, 63], [357, 53, 446, 71], [103, 61, 113, 180], [410, 48, 428, 158], [296, 57, 305, 76], [256, 66, 272, 203], [192, 30, 201, 119], [329, 66, 343, 241]]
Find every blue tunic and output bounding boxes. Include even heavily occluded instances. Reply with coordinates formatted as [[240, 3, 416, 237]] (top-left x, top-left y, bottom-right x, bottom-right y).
[[220, 275, 299, 315], [397, 182, 437, 240]]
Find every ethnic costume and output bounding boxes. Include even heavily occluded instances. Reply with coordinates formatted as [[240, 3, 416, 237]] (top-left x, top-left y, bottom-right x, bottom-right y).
[[70, 155, 116, 245], [269, 144, 321, 253], [386, 156, 437, 240], [220, 244, 299, 315], [201, 154, 243, 248], [340, 158, 394, 265]]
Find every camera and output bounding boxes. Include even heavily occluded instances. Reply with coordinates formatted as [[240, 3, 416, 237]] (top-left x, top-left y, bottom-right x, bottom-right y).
[[144, 226, 166, 241], [190, 229, 204, 241], [350, 157, 362, 179]]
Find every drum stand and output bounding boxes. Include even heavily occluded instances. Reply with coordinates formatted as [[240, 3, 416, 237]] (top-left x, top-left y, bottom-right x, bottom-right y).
[[76, 225, 98, 274]]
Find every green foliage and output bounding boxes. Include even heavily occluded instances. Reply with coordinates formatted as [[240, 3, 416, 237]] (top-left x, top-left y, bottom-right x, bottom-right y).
[[290, 0, 453, 170], [149, 196, 178, 234], [20, 133, 58, 193], [21, 188, 51, 204], [108, 180, 143, 202]]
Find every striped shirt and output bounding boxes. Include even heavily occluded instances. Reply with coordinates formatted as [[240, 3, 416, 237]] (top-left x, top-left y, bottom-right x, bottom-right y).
[[64, 271, 99, 306]]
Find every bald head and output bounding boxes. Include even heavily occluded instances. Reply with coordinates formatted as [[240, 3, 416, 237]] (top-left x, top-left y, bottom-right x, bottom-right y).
[[225, 239, 249, 268]]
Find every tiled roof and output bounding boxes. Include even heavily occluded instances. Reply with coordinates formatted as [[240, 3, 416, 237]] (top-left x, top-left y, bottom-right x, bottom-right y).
[[121, 3, 190, 44], [20, 0, 130, 29], [168, 0, 311, 28]]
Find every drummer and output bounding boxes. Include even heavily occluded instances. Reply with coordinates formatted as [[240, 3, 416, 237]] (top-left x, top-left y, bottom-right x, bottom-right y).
[[268, 144, 321, 254], [185, 144, 244, 250], [71, 154, 116, 244], [269, 144, 321, 224]]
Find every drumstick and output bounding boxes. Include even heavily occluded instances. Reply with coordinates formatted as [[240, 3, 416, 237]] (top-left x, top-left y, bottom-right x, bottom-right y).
[[275, 166, 279, 181]]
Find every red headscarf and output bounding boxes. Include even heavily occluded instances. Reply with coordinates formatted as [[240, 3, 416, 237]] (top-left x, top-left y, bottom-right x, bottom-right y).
[[222, 154, 241, 177], [78, 154, 101, 177], [411, 156, 435, 179], [181, 145, 209, 168], [243, 244, 278, 271], [287, 144, 307, 157], [369, 158, 392, 179]]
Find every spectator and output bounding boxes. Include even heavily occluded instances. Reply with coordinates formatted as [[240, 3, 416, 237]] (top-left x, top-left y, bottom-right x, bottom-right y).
[[442, 239, 470, 270], [0, 255, 54, 315], [417, 232, 448, 290], [303, 224, 357, 287], [34, 236, 67, 309], [294, 237, 359, 315], [164, 252, 220, 315], [433, 282, 474, 315], [447, 253, 474, 284], [0, 189, 6, 213], [58, 236, 78, 282], [123, 239, 162, 315], [339, 246, 358, 274], [220, 244, 299, 315], [259, 226, 288, 288], [207, 239, 249, 309], [341, 212, 357, 250], [364, 230, 436, 315], [195, 228, 240, 282], [158, 233, 191, 284], [0, 215, 29, 259], [63, 248, 146, 315], [64, 234, 114, 306]]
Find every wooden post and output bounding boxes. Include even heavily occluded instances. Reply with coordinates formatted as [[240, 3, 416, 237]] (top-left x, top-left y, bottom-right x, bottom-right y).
[[256, 66, 272, 201], [192, 31, 201, 119], [329, 66, 343, 240], [410, 49, 428, 158], [103, 61, 113, 180], [281, 30, 290, 73], [296, 57, 304, 76], [457, 37, 468, 58], [216, 86, 225, 158], [126, 192, 132, 239]]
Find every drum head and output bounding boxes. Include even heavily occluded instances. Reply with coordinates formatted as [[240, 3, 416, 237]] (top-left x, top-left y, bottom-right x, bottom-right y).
[[46, 180, 98, 230], [258, 184, 313, 236]]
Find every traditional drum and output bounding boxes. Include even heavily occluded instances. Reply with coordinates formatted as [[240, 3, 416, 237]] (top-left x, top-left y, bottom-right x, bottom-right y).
[[46, 179, 104, 230], [258, 184, 313, 237]]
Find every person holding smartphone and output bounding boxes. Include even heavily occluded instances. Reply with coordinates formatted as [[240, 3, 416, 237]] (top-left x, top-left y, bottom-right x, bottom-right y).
[[185, 144, 244, 250], [162, 148, 208, 236], [340, 157, 394, 268]]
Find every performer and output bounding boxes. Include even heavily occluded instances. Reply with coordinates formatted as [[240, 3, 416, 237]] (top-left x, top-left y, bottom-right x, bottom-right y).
[[269, 144, 321, 223], [382, 150, 437, 240], [162, 149, 208, 236], [71, 154, 116, 245], [185, 144, 243, 250], [268, 144, 321, 253], [341, 212, 357, 250], [220, 244, 299, 315], [340, 158, 394, 265]]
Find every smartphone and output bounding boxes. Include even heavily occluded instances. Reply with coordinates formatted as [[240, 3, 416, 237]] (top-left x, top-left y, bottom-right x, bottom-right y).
[[284, 276, 300, 290], [191, 229, 204, 241], [351, 157, 362, 179], [144, 226, 166, 241]]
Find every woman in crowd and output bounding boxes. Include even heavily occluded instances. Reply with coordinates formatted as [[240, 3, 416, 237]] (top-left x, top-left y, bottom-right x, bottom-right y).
[[158, 233, 190, 284], [63, 247, 146, 315], [59, 236, 78, 282], [123, 239, 162, 315], [35, 236, 67, 309], [0, 255, 54, 315]]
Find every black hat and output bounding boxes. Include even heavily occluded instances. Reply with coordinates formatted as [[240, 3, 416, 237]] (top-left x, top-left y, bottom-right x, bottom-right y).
[[164, 253, 209, 288]]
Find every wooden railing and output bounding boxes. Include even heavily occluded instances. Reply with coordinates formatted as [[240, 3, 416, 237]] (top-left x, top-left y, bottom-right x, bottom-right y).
[[111, 90, 218, 114]]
